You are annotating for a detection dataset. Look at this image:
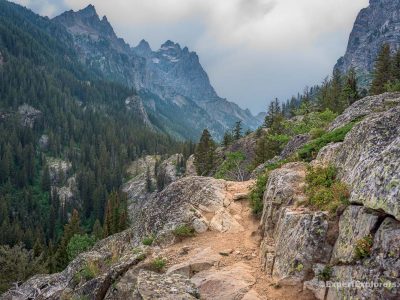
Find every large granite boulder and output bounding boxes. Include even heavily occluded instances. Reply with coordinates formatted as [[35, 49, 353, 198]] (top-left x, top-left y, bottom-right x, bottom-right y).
[[328, 92, 400, 131], [332, 105, 400, 220], [123, 154, 184, 218], [191, 262, 256, 300], [260, 162, 307, 237], [129, 177, 249, 242], [262, 208, 330, 285], [280, 134, 311, 159], [135, 270, 199, 300]]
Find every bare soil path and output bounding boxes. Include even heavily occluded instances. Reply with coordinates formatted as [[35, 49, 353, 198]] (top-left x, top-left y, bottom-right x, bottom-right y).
[[161, 180, 316, 300]]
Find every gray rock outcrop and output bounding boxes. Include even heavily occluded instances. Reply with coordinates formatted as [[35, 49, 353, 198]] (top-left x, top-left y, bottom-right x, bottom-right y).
[[124, 95, 153, 128], [17, 104, 42, 128], [129, 177, 248, 241], [331, 103, 400, 220], [260, 94, 400, 299], [335, 0, 400, 86]]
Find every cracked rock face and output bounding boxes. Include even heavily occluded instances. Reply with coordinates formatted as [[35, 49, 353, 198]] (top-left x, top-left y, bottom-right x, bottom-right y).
[[265, 209, 330, 285], [260, 162, 307, 238], [2, 231, 147, 300], [335, 0, 400, 85], [332, 105, 400, 220], [136, 270, 199, 300], [129, 176, 247, 243], [330, 205, 381, 265], [259, 163, 331, 285], [326, 217, 400, 300], [328, 92, 400, 131]]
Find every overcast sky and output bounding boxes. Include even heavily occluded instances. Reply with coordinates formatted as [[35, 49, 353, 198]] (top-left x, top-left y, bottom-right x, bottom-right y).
[[14, 0, 369, 114]]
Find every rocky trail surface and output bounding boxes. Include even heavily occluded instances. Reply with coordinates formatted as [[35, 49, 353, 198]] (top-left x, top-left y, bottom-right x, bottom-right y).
[[157, 180, 315, 300]]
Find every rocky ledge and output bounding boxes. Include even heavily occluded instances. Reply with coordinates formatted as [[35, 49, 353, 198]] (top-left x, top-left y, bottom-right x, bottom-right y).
[[259, 93, 400, 299]]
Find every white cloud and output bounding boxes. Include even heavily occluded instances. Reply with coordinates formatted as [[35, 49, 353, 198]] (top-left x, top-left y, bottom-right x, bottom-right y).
[[14, 0, 61, 16], [14, 0, 370, 112], [63, 0, 368, 50]]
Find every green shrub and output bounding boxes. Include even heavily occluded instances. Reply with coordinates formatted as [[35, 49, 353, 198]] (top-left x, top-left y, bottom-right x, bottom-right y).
[[142, 235, 155, 246], [318, 266, 333, 281], [305, 166, 350, 213], [150, 257, 166, 271], [310, 128, 326, 139], [283, 109, 337, 136], [298, 122, 356, 162], [354, 235, 374, 260], [74, 260, 100, 283], [215, 151, 245, 180], [173, 225, 195, 238], [137, 253, 147, 261], [249, 172, 269, 216], [67, 234, 96, 261], [132, 247, 142, 255]]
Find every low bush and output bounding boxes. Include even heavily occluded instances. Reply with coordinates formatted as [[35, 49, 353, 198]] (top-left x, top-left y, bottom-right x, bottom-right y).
[[74, 260, 100, 284], [305, 165, 350, 213], [67, 234, 96, 261], [142, 235, 155, 246], [173, 225, 195, 238], [249, 172, 269, 216], [298, 122, 356, 162], [354, 235, 374, 260], [318, 266, 333, 281], [150, 257, 166, 271], [283, 109, 337, 136], [214, 151, 246, 181]]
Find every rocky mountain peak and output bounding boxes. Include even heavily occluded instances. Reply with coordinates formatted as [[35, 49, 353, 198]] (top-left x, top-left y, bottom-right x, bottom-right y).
[[54, 4, 116, 39], [334, 0, 400, 86], [80, 4, 97, 17], [161, 40, 179, 49], [132, 39, 152, 56]]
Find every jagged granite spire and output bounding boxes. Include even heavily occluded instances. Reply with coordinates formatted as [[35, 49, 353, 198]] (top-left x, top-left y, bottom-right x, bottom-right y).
[[334, 0, 400, 86], [79, 4, 97, 16], [132, 39, 152, 57]]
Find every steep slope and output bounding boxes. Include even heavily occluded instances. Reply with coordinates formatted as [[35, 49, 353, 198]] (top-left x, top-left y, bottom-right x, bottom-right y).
[[335, 0, 400, 85], [54, 5, 260, 139], [0, 0, 183, 272]]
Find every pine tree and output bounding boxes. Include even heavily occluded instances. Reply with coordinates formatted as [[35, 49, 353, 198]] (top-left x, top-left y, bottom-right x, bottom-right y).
[[41, 164, 51, 192], [340, 67, 360, 109], [330, 69, 343, 113], [392, 49, 400, 81], [92, 219, 103, 240], [264, 98, 282, 128], [103, 191, 128, 237], [233, 121, 242, 140], [55, 209, 81, 270], [194, 129, 216, 176], [370, 44, 392, 95], [145, 166, 153, 192]]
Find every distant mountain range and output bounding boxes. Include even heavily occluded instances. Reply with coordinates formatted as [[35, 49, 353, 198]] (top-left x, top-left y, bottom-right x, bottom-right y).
[[335, 0, 400, 86], [53, 5, 261, 140]]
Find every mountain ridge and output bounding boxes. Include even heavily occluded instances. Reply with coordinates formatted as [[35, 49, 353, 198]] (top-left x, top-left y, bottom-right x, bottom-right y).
[[54, 4, 261, 140]]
